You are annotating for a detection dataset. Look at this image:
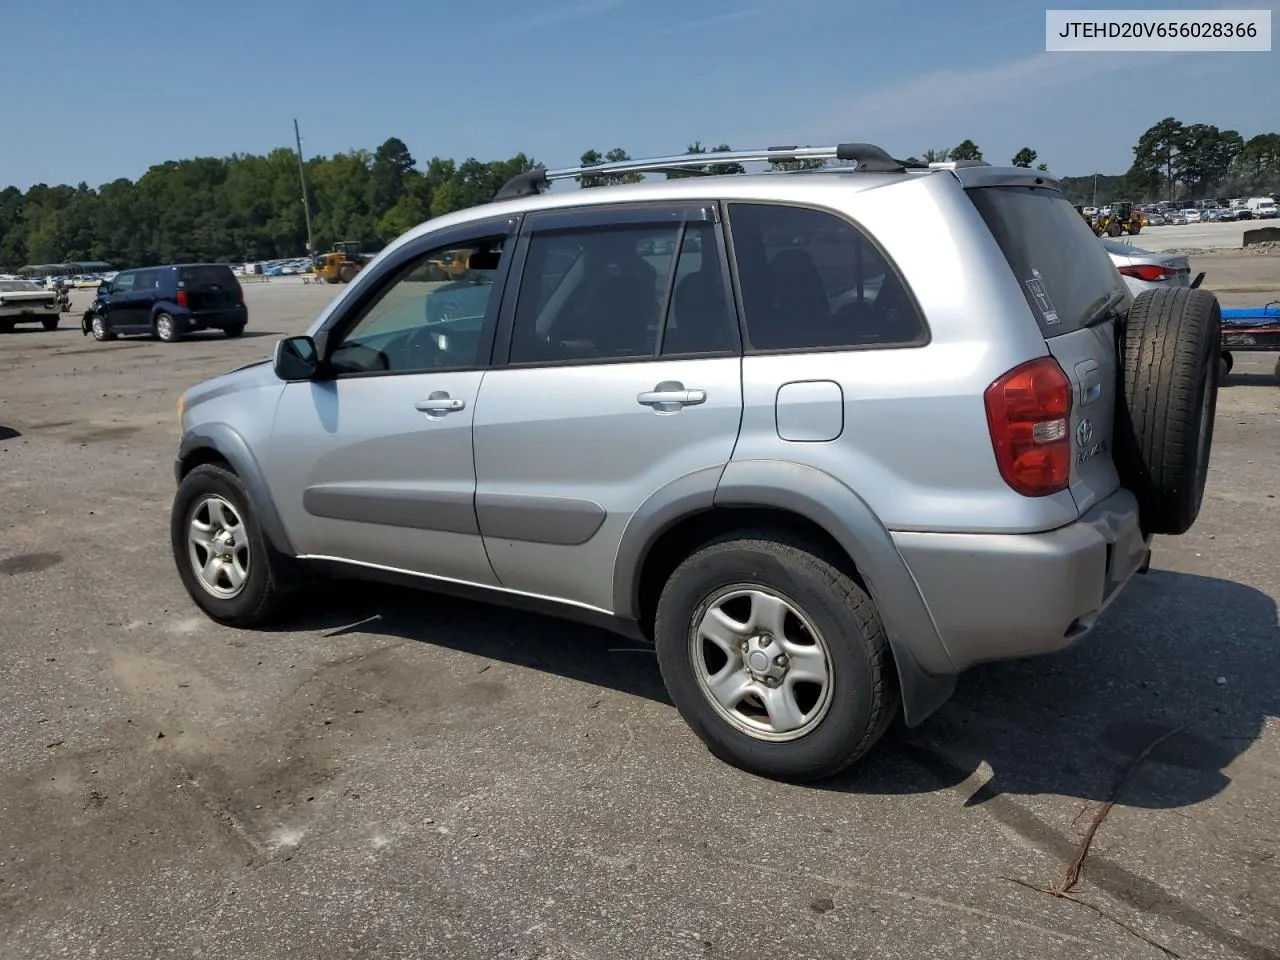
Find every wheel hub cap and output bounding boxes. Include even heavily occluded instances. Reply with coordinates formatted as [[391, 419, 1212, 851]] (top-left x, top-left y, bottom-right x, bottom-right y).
[[688, 586, 834, 742]]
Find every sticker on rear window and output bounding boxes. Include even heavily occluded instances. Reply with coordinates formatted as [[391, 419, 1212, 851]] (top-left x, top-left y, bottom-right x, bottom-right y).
[[1025, 269, 1060, 325]]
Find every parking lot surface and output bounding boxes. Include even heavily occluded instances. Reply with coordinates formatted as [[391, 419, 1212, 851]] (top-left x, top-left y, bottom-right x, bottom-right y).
[[1, 267, 1278, 960], [1131, 218, 1274, 253]]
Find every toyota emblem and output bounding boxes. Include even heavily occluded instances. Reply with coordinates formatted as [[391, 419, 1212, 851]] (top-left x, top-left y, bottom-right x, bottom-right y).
[[1076, 418, 1094, 447]]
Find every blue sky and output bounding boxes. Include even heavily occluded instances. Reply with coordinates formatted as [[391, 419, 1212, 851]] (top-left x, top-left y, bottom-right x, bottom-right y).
[[1, 0, 1275, 190]]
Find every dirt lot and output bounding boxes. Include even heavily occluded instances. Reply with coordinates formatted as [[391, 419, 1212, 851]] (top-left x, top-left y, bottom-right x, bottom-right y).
[[1, 262, 1278, 960]]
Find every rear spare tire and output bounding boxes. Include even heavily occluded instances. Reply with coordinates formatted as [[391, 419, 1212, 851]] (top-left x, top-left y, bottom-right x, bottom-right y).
[[1114, 287, 1221, 536]]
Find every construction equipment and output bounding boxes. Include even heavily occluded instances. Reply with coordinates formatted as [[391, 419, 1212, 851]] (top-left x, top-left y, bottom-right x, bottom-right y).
[[311, 241, 374, 284], [1084, 202, 1144, 237]]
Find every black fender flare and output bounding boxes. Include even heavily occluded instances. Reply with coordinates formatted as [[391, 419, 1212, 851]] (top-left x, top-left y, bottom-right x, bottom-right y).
[[176, 423, 297, 559], [613, 460, 958, 726], [80, 310, 96, 336]]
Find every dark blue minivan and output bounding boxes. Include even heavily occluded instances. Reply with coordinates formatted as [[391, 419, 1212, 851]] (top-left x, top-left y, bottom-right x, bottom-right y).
[[82, 263, 248, 342]]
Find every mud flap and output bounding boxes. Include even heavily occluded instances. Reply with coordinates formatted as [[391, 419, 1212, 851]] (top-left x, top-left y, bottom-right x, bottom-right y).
[[80, 312, 93, 336], [1190, 271, 1205, 289]]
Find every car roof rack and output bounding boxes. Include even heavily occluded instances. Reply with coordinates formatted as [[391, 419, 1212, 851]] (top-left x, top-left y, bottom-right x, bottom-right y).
[[492, 142, 926, 202]]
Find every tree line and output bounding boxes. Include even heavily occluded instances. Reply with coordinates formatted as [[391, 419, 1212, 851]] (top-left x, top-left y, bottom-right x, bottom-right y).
[[2, 120, 1277, 271]]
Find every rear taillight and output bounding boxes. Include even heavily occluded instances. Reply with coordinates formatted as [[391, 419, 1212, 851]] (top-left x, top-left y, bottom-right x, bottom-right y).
[[176, 289, 189, 309], [1118, 264, 1175, 282], [984, 357, 1073, 497], [236, 285, 243, 303]]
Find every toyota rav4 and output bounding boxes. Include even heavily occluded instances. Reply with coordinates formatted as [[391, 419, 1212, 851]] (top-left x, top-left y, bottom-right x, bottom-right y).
[[170, 143, 1221, 781]]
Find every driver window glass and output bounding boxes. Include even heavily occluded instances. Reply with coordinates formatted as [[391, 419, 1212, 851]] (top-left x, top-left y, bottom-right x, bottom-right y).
[[329, 238, 504, 375], [112, 272, 136, 293]]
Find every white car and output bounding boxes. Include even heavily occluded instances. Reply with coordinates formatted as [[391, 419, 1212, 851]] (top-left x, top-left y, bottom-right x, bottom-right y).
[[1181, 209, 1201, 223], [0, 279, 62, 332], [1100, 237, 1198, 294]]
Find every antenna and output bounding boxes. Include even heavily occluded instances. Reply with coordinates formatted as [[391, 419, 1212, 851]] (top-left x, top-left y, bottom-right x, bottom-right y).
[[294, 119, 316, 261]]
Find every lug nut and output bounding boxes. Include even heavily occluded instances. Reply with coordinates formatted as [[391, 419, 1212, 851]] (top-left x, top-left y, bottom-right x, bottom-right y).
[[774, 655, 788, 667], [759, 635, 773, 647]]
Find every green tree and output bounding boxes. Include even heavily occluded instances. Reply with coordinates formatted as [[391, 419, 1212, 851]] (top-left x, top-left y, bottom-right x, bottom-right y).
[[369, 137, 416, 218], [578, 148, 644, 188], [1132, 117, 1188, 202], [1011, 147, 1037, 168], [921, 148, 950, 163], [950, 139, 982, 162]]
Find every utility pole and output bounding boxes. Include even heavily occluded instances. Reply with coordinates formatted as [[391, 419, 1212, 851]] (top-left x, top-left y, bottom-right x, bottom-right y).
[[1092, 174, 1098, 207], [294, 119, 316, 261]]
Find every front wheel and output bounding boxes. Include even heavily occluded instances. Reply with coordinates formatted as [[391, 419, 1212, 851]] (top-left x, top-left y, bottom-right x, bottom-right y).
[[90, 314, 115, 341], [42, 317, 59, 331], [170, 464, 285, 626], [654, 531, 899, 782]]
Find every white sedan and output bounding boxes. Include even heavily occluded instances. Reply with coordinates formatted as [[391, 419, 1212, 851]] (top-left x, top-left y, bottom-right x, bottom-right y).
[[0, 279, 62, 332], [1101, 237, 1202, 294]]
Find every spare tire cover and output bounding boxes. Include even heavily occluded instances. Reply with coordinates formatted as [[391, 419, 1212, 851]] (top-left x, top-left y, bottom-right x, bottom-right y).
[[1114, 287, 1221, 535]]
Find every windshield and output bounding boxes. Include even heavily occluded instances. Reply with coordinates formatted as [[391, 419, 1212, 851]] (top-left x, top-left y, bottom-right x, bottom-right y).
[[0, 280, 41, 292], [968, 185, 1126, 337]]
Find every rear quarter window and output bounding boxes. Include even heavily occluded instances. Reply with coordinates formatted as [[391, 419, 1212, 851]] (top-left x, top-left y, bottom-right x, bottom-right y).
[[968, 186, 1126, 337], [179, 265, 238, 290]]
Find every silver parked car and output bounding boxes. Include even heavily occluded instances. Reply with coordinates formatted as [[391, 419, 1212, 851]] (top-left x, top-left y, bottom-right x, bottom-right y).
[[172, 144, 1222, 781], [1100, 236, 1203, 294]]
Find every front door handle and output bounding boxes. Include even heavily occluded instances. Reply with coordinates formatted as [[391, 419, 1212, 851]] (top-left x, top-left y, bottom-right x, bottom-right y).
[[415, 394, 466, 414], [637, 382, 706, 409]]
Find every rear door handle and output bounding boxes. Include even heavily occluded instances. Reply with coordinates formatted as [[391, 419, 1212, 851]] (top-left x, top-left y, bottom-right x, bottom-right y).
[[637, 387, 706, 408], [415, 396, 466, 414]]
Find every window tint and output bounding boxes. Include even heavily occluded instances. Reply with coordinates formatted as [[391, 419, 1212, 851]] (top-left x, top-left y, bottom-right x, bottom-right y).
[[508, 219, 735, 364], [112, 272, 136, 293], [508, 223, 676, 364], [133, 269, 164, 291], [329, 238, 504, 375], [661, 222, 736, 356], [727, 203, 926, 351], [968, 186, 1126, 337], [180, 265, 237, 290]]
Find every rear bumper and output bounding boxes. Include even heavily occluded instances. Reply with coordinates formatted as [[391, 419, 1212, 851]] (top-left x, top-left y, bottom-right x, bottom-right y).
[[891, 487, 1150, 672], [177, 306, 247, 330]]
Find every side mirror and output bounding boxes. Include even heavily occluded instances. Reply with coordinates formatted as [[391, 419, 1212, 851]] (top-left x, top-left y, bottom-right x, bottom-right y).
[[98, 282, 111, 296], [274, 335, 320, 381]]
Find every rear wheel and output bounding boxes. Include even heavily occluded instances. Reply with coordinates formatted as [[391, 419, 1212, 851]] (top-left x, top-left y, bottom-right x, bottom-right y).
[[224, 324, 245, 338], [154, 312, 180, 342], [42, 317, 59, 331], [1115, 287, 1221, 535], [0, 320, 14, 333], [339, 263, 360, 283], [654, 530, 898, 782]]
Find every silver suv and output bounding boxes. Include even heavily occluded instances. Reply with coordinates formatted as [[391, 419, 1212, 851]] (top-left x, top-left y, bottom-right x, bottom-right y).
[[171, 144, 1222, 781]]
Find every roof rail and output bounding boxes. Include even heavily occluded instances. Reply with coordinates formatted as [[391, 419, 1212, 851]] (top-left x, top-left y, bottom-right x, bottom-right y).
[[492, 141, 919, 202]]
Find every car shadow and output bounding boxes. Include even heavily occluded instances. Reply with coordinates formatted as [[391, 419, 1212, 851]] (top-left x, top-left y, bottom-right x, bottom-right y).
[[278, 568, 1275, 810], [0, 426, 20, 441]]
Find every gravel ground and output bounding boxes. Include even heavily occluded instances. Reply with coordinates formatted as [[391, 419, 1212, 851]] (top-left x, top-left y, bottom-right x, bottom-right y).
[[1, 266, 1277, 960]]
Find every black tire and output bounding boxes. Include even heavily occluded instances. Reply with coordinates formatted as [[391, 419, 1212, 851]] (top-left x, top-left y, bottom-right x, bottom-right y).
[[154, 312, 181, 342], [42, 317, 59, 331], [339, 263, 360, 284], [89, 313, 115, 341], [654, 530, 899, 782], [0, 320, 14, 333], [1107, 221, 1124, 237], [224, 324, 246, 338], [1115, 287, 1221, 536], [1128, 223, 1142, 236], [170, 464, 284, 626], [1219, 351, 1233, 381]]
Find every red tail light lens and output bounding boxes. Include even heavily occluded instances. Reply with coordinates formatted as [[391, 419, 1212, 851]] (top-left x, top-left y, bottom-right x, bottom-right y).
[[984, 357, 1073, 497], [1118, 264, 1174, 282], [176, 289, 189, 309]]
